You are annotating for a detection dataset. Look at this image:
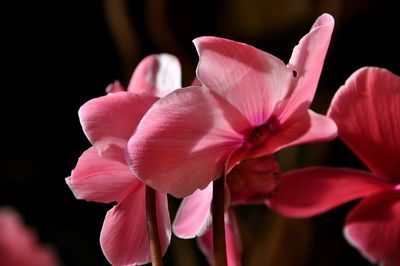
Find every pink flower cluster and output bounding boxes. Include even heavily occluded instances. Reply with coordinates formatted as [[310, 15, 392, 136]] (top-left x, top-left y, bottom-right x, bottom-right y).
[[65, 13, 399, 266]]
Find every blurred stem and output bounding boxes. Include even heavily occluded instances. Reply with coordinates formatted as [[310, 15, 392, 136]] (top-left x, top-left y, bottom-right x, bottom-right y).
[[146, 186, 163, 266], [212, 176, 227, 266]]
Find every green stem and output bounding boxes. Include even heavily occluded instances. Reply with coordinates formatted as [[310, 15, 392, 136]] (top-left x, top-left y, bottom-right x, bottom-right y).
[[212, 176, 227, 266], [146, 186, 163, 266]]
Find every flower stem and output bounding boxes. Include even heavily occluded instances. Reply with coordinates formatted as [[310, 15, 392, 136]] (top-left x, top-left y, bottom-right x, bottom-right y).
[[146, 185, 163, 266], [212, 176, 227, 266]]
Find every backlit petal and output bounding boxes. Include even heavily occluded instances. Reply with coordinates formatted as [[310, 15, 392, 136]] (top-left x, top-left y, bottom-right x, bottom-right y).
[[66, 147, 138, 203], [173, 183, 212, 238], [280, 13, 334, 121], [79, 92, 157, 163], [127, 86, 249, 197], [328, 67, 400, 181], [344, 190, 400, 265], [100, 185, 171, 266], [267, 167, 391, 218], [127, 54, 182, 98], [194, 36, 292, 126], [249, 110, 337, 159]]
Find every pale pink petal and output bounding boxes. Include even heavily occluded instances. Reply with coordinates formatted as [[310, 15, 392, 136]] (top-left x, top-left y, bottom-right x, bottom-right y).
[[126, 86, 250, 197], [194, 36, 293, 126], [127, 54, 182, 98], [0, 208, 59, 266], [328, 67, 400, 182], [267, 167, 391, 218], [66, 147, 139, 203], [106, 80, 125, 94], [173, 183, 213, 238], [344, 190, 400, 265], [100, 185, 171, 266], [247, 110, 337, 159], [79, 92, 158, 163], [280, 13, 334, 121], [197, 210, 242, 266]]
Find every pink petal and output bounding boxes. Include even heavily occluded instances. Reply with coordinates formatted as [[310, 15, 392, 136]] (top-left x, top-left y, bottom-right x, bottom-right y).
[[280, 13, 334, 121], [0, 208, 60, 266], [106, 80, 125, 94], [248, 110, 337, 159], [79, 92, 158, 163], [328, 67, 400, 182], [173, 183, 213, 238], [267, 167, 391, 218], [344, 190, 400, 265], [126, 86, 250, 197], [194, 36, 293, 126], [127, 54, 182, 98], [100, 185, 171, 266], [66, 147, 139, 203], [197, 210, 242, 266]]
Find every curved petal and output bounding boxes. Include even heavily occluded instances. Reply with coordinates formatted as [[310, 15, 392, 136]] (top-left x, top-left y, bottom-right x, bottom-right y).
[[100, 185, 171, 266], [0, 208, 60, 266], [267, 167, 392, 218], [106, 80, 125, 94], [328, 67, 400, 182], [66, 147, 139, 203], [79, 92, 158, 163], [344, 190, 400, 265], [197, 210, 242, 266], [127, 54, 182, 98], [194, 36, 293, 126], [280, 13, 334, 121], [248, 110, 337, 159], [126, 86, 250, 197], [173, 183, 212, 238]]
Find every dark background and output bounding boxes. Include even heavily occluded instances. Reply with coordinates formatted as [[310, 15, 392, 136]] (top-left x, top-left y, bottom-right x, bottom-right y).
[[1, 0, 398, 265]]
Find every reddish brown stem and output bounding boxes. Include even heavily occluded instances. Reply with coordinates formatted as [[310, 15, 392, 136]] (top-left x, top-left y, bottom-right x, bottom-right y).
[[212, 176, 227, 266], [146, 186, 163, 266]]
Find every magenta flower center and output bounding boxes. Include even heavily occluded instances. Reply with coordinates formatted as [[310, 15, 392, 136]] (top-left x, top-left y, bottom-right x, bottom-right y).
[[246, 116, 281, 147]]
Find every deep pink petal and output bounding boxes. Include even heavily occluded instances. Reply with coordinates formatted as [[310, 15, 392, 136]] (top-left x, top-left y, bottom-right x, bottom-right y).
[[194, 36, 293, 126], [126, 86, 250, 197], [127, 54, 182, 98], [280, 13, 334, 121], [100, 185, 171, 266], [344, 190, 400, 265], [227, 155, 280, 205], [106, 80, 125, 94], [66, 147, 139, 203], [197, 210, 242, 266], [328, 67, 400, 182], [0, 208, 60, 266], [247, 110, 337, 159], [267, 167, 391, 218], [79, 92, 158, 163], [173, 183, 213, 238]]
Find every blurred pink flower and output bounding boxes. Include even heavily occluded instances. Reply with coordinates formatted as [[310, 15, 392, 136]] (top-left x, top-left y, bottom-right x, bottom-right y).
[[126, 13, 336, 199], [268, 67, 400, 265], [66, 54, 181, 266], [0, 207, 59, 266]]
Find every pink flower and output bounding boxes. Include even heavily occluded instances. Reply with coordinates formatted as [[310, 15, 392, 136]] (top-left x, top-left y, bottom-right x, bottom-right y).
[[268, 67, 400, 265], [0, 207, 59, 266], [126, 13, 336, 198], [66, 54, 181, 266]]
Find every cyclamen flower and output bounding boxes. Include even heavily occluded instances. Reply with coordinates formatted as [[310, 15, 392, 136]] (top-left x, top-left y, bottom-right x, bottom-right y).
[[127, 13, 336, 198], [268, 67, 400, 265], [66, 54, 181, 266], [0, 207, 59, 266]]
